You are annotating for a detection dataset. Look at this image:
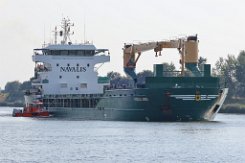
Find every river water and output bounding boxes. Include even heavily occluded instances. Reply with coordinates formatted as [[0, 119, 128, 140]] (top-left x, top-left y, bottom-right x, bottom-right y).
[[0, 107, 245, 163]]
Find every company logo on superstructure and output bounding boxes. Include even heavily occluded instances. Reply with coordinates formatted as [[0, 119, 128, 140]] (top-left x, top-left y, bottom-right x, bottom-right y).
[[60, 66, 87, 72]]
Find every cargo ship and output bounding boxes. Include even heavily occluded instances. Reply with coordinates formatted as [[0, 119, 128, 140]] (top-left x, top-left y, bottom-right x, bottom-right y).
[[26, 18, 228, 121]]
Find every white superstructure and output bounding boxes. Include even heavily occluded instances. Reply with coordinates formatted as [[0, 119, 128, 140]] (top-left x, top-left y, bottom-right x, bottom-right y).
[[31, 18, 110, 95]]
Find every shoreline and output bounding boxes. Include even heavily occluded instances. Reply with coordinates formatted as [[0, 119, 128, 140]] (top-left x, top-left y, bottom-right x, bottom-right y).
[[0, 103, 24, 107], [219, 104, 245, 114], [1, 103, 245, 114]]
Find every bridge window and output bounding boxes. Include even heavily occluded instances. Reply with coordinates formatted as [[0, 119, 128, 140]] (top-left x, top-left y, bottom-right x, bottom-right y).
[[51, 50, 60, 55], [69, 50, 78, 55], [60, 50, 68, 55], [84, 50, 95, 56], [49, 50, 95, 56], [77, 51, 84, 55]]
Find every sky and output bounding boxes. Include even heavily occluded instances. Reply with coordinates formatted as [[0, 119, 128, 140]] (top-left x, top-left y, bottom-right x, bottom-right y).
[[0, 0, 245, 89]]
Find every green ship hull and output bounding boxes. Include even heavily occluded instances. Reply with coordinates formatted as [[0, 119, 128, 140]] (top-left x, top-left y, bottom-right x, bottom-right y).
[[46, 75, 228, 121]]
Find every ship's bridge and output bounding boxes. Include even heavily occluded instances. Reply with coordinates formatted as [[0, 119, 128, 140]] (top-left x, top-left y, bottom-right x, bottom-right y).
[[44, 44, 96, 50], [31, 43, 110, 95], [33, 44, 108, 56]]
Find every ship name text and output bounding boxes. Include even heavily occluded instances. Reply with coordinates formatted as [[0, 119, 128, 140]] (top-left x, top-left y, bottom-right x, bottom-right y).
[[60, 66, 87, 72]]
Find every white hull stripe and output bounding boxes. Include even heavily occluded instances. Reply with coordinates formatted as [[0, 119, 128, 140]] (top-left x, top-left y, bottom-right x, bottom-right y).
[[182, 99, 211, 101], [170, 95, 219, 101]]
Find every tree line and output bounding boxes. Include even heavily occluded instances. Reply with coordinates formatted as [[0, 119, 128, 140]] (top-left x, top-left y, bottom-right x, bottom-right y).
[[0, 81, 32, 106], [212, 50, 245, 100]]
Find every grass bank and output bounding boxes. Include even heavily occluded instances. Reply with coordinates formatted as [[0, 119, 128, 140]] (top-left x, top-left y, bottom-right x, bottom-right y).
[[220, 98, 245, 114]]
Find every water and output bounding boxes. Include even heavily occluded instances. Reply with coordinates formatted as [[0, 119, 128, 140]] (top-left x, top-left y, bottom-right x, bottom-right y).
[[1, 107, 245, 163]]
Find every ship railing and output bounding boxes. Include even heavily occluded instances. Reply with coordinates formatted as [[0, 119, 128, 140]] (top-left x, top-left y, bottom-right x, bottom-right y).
[[108, 84, 134, 90], [43, 94, 104, 99], [161, 71, 205, 77], [33, 50, 49, 56], [34, 51, 42, 55], [95, 49, 110, 56], [25, 89, 42, 96], [33, 49, 110, 57], [162, 71, 181, 77]]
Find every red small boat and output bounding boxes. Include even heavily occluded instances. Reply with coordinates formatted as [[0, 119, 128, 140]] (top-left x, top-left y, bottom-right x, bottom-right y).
[[12, 104, 49, 117], [12, 90, 49, 117]]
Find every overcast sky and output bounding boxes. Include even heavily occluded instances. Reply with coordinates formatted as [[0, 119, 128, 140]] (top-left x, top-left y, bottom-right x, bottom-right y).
[[0, 0, 244, 88]]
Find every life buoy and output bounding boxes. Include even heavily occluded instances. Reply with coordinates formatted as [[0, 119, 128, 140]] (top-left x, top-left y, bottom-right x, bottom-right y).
[[195, 90, 201, 101], [195, 94, 201, 101]]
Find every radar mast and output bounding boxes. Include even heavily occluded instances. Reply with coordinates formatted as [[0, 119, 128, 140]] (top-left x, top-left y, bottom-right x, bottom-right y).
[[60, 18, 74, 44]]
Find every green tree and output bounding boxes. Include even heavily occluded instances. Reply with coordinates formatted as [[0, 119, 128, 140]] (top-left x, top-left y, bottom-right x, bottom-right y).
[[5, 81, 21, 93], [107, 71, 131, 88], [213, 55, 237, 99], [162, 62, 176, 77], [4, 81, 23, 104], [137, 70, 153, 85], [20, 81, 32, 91], [235, 51, 245, 97], [162, 62, 176, 71], [107, 71, 121, 80], [198, 56, 207, 70]]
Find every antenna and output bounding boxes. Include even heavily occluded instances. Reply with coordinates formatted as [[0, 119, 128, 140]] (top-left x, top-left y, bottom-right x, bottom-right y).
[[84, 16, 86, 44], [49, 25, 52, 44], [54, 26, 57, 44], [60, 17, 74, 44], [43, 24, 46, 47]]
